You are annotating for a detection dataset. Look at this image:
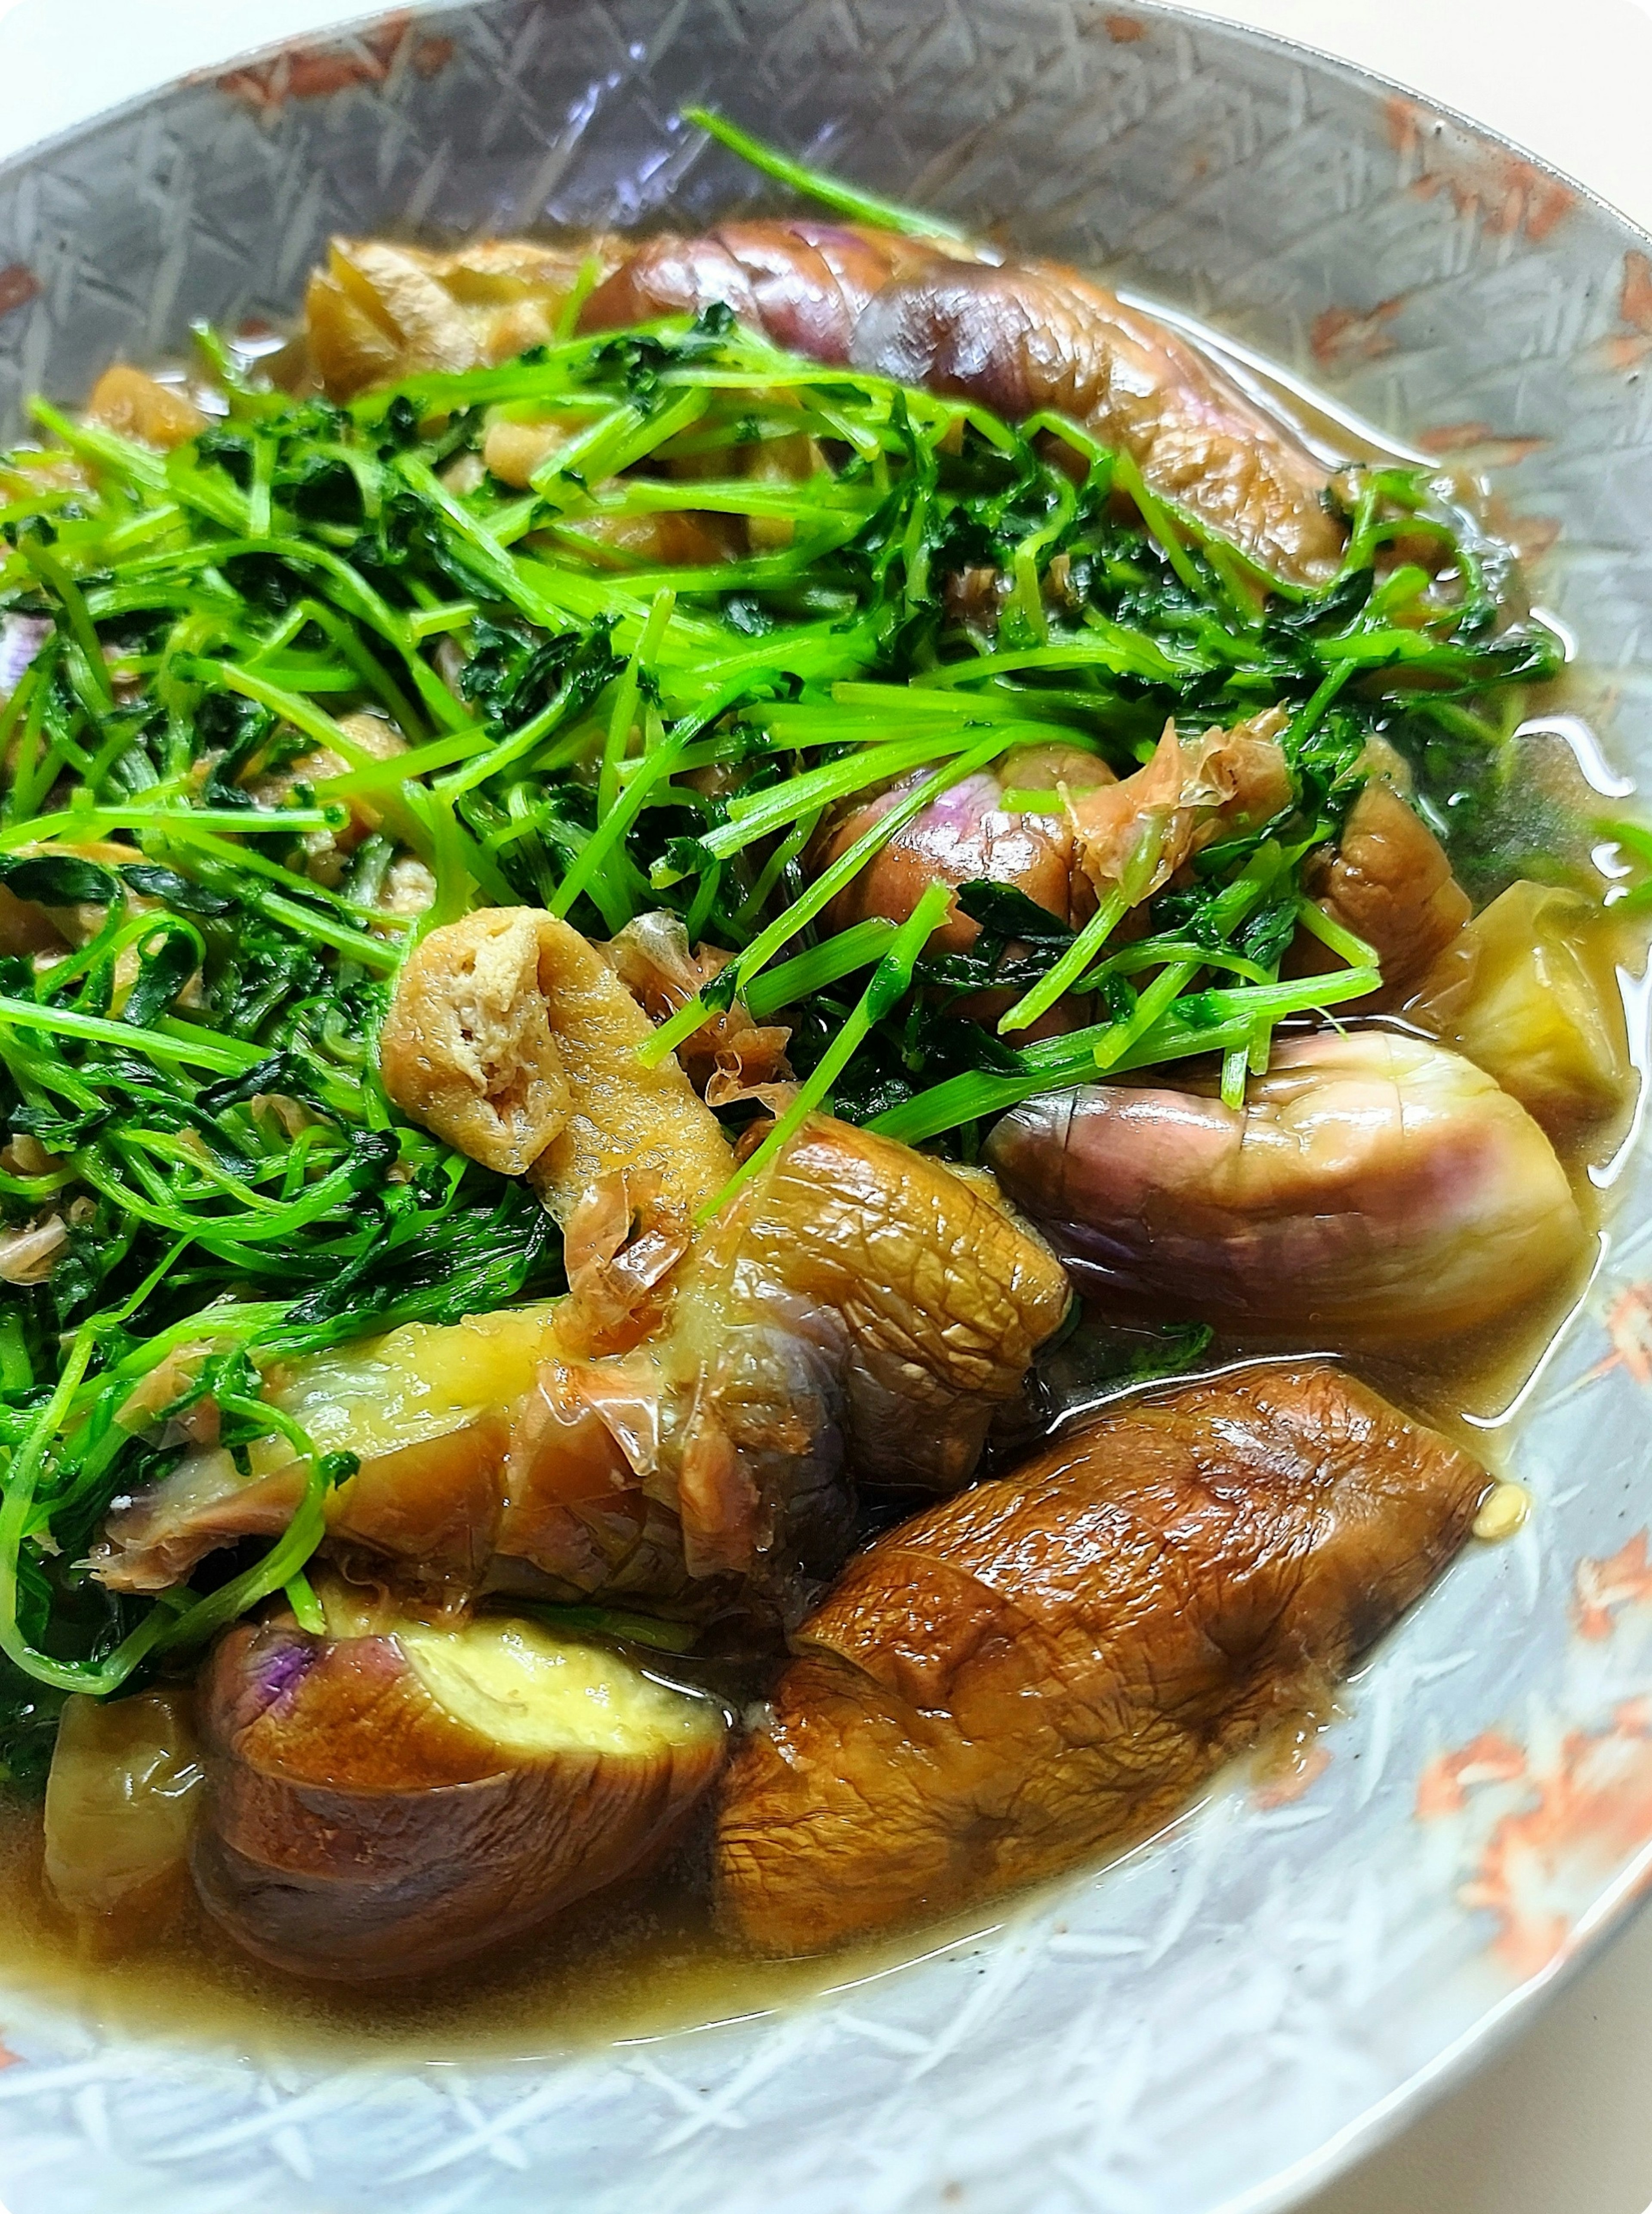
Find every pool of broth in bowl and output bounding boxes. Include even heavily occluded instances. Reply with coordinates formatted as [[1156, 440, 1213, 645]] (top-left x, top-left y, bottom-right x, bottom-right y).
[[0, 295, 1643, 2062], [0, 1273, 1615, 2063]]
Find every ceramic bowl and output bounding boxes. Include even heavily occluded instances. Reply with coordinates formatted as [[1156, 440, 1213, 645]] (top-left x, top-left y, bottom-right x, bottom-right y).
[[0, 5, 1650, 2210]]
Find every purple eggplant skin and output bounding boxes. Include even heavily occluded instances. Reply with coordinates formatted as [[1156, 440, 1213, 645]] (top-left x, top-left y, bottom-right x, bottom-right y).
[[849, 259, 1346, 584], [578, 219, 958, 362], [581, 224, 1344, 585], [984, 1031, 1585, 1344]]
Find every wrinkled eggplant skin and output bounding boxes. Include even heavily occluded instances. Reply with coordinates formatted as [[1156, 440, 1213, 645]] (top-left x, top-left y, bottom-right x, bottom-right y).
[[731, 1115, 1071, 1494], [986, 1031, 1584, 1343], [716, 1363, 1489, 1954], [819, 745, 1110, 956], [1300, 779, 1471, 1008], [94, 1114, 1067, 1624], [191, 1760, 583, 1984], [848, 261, 1345, 582], [191, 1618, 725, 1982], [579, 219, 949, 361], [583, 224, 1339, 581]]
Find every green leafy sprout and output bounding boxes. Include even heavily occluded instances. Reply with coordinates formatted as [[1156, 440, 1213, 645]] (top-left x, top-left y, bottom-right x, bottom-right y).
[[0, 122, 1563, 1774]]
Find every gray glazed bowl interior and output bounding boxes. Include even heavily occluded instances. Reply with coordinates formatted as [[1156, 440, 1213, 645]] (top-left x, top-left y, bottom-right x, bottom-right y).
[[1, 6, 1652, 2213]]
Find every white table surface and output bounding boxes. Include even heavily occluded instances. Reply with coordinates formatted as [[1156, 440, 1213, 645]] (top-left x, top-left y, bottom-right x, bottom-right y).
[[0, 4, 1648, 2212]]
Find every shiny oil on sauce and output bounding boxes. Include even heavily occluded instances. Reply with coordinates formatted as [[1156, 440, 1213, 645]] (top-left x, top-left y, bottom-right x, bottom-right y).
[[0, 1264, 1612, 2067], [0, 290, 1644, 2066]]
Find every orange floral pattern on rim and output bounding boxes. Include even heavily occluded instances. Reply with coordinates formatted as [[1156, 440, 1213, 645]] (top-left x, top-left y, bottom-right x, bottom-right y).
[[1584, 1281, 1652, 1387], [1414, 1731, 1526, 1821], [1384, 96, 1576, 240], [1416, 1537, 1652, 1982], [214, 11, 454, 114], [1457, 1701, 1652, 1980], [1575, 1532, 1652, 1642]]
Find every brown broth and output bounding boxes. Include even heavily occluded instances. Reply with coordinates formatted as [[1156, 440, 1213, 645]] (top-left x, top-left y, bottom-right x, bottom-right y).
[[0, 284, 1645, 2066], [0, 1179, 1620, 2065]]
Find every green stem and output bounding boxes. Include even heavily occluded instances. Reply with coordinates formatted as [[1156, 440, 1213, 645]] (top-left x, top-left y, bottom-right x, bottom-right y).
[[867, 963, 1383, 1146], [743, 917, 899, 1019], [702, 882, 952, 1220], [0, 994, 260, 1074], [681, 107, 968, 240], [997, 888, 1126, 1034]]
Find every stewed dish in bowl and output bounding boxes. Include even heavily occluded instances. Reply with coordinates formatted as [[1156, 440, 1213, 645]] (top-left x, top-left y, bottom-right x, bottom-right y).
[[0, 18, 1648, 2208]]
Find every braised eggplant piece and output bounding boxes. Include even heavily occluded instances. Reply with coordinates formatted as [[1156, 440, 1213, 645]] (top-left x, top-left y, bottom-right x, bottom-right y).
[[1407, 879, 1632, 1137], [813, 711, 1291, 1010], [850, 261, 1347, 583], [583, 225, 1343, 582], [1302, 778, 1471, 1005], [817, 741, 1114, 954], [100, 908, 1066, 1611], [193, 1593, 726, 1980], [986, 1031, 1584, 1341], [717, 1364, 1489, 1954], [43, 1690, 204, 1936], [97, 1112, 1069, 1617], [375, 909, 1069, 1598], [484, 1111, 1070, 1597], [579, 218, 961, 362], [96, 1306, 562, 1595]]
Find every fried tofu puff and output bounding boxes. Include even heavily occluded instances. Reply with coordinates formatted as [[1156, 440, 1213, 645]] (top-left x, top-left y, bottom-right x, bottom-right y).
[[100, 912, 1069, 1620], [378, 906, 733, 1213], [302, 235, 627, 399]]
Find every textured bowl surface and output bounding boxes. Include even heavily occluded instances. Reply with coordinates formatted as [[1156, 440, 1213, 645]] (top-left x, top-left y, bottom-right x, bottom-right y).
[[2, 5, 1652, 2211]]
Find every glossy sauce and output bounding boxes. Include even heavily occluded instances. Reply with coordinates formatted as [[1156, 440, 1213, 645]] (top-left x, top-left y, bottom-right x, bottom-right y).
[[0, 1105, 1630, 2064], [0, 288, 1644, 2064], [0, 1068, 1630, 2063]]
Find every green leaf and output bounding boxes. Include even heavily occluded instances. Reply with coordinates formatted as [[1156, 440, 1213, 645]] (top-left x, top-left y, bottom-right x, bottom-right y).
[[0, 852, 119, 907], [954, 879, 1075, 946]]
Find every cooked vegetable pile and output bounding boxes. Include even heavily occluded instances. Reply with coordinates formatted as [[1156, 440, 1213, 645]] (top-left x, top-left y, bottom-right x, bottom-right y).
[[0, 118, 1631, 1982]]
